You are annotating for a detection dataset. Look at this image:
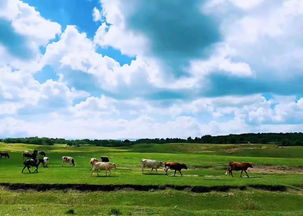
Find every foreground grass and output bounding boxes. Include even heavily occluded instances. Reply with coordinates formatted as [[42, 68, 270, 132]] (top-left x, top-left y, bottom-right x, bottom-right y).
[[0, 188, 303, 215]]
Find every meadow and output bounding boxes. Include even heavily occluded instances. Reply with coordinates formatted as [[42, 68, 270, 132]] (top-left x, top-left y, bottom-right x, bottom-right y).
[[0, 142, 303, 215]]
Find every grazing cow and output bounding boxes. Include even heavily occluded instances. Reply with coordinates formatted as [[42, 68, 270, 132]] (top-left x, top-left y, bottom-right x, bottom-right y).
[[62, 156, 75, 166], [165, 162, 188, 176], [23, 150, 38, 159], [90, 158, 99, 168], [141, 159, 164, 173], [100, 156, 109, 162], [91, 162, 116, 176], [226, 162, 253, 178], [0, 152, 9, 158], [43, 157, 49, 168], [39, 151, 46, 157], [22, 158, 43, 173]]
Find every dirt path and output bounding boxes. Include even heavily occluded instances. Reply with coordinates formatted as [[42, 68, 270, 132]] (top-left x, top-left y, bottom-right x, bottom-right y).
[[252, 166, 303, 174]]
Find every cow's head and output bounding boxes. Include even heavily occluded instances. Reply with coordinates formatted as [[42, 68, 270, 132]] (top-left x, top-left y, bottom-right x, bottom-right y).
[[181, 164, 188, 169], [90, 158, 98, 165], [248, 163, 253, 168]]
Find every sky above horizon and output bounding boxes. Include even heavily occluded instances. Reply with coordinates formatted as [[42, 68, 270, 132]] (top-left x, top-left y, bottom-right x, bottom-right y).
[[1, 0, 303, 139]]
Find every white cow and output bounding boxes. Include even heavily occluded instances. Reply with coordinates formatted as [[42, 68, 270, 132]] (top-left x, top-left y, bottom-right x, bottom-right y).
[[141, 159, 164, 173], [62, 156, 75, 166], [91, 162, 116, 176], [43, 157, 49, 168]]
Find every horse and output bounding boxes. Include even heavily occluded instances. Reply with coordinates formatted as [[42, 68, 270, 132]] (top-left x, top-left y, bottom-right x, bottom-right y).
[[21, 158, 43, 173]]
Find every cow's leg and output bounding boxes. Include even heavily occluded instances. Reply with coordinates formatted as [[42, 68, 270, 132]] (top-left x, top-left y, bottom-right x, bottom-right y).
[[151, 168, 154, 172], [21, 166, 26, 173], [109, 169, 111, 176], [27, 166, 31, 173], [164, 167, 168, 175], [174, 170, 176, 176], [245, 170, 249, 178], [179, 170, 183, 176], [240, 170, 243, 177], [230, 170, 233, 177], [156, 168, 158, 172]]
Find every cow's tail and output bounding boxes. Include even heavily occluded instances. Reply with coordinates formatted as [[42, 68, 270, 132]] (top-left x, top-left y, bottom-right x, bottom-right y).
[[72, 159, 75, 166]]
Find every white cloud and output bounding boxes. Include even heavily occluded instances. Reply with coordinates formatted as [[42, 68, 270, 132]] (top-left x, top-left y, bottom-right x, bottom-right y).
[[94, 0, 149, 57], [92, 7, 102, 22]]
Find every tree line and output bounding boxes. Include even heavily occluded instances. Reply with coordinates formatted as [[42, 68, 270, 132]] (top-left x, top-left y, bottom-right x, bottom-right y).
[[1, 132, 303, 146]]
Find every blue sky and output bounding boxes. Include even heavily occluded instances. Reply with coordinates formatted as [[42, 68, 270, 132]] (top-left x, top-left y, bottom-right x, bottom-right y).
[[1, 0, 303, 139]]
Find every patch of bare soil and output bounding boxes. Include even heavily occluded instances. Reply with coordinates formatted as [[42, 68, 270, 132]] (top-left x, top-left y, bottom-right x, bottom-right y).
[[252, 166, 303, 174]]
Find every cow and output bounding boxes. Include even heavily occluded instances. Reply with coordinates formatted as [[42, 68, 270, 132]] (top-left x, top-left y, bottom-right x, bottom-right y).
[[39, 151, 46, 157], [22, 158, 43, 173], [91, 162, 116, 176], [0, 152, 9, 158], [164, 162, 188, 176], [226, 162, 253, 178], [43, 157, 49, 168], [62, 156, 75, 166], [23, 150, 38, 159], [141, 159, 164, 173], [100, 156, 109, 162], [90, 158, 99, 168]]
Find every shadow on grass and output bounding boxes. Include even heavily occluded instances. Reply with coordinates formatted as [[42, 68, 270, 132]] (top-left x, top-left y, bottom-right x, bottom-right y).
[[142, 173, 166, 176], [91, 175, 118, 178], [21, 172, 39, 175]]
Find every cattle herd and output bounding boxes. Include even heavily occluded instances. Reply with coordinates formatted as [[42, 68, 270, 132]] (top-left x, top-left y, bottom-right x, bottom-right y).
[[0, 150, 254, 177]]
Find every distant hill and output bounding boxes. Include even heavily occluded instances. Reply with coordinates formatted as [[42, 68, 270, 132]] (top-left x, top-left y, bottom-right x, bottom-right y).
[[1, 133, 303, 146]]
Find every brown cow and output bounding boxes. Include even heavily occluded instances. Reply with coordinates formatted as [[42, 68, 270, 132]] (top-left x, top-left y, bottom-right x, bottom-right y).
[[23, 150, 38, 159], [226, 162, 253, 178], [0, 152, 9, 158], [165, 162, 187, 176]]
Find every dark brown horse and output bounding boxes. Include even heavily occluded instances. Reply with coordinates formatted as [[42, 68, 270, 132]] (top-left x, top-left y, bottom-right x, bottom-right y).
[[22, 158, 43, 173]]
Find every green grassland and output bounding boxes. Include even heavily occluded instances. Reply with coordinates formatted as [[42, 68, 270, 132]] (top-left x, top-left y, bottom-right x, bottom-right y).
[[0, 142, 303, 186], [1, 142, 303, 215], [1, 188, 303, 216]]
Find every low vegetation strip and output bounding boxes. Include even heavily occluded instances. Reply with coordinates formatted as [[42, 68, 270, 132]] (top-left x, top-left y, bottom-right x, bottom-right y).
[[0, 183, 288, 193]]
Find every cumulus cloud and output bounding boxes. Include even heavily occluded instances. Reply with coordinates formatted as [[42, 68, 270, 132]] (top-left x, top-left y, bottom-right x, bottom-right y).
[[0, 0, 61, 57], [2, 0, 303, 139], [96, 0, 221, 77]]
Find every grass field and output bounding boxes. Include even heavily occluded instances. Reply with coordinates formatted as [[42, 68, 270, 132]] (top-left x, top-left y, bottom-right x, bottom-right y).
[[1, 188, 303, 216], [1, 142, 303, 215]]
